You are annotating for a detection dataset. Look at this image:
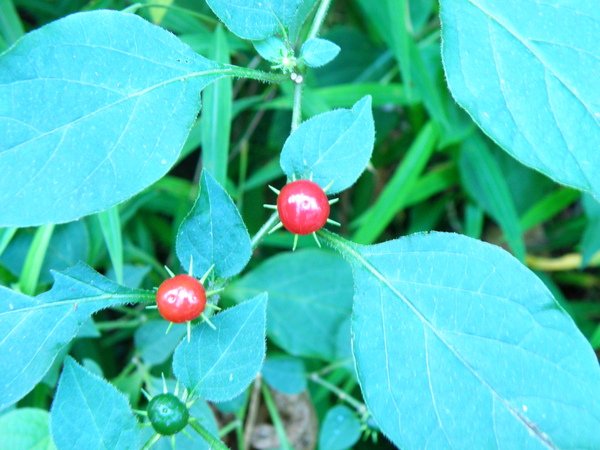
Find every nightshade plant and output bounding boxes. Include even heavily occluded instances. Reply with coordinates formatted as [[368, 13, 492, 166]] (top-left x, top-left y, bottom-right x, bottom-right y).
[[0, 0, 599, 449]]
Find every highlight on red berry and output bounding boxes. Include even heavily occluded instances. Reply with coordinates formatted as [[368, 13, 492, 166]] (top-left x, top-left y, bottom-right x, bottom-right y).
[[277, 179, 330, 235], [155, 274, 206, 323]]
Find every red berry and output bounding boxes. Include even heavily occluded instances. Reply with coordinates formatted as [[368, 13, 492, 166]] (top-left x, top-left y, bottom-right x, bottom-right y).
[[155, 274, 206, 323], [277, 180, 330, 235]]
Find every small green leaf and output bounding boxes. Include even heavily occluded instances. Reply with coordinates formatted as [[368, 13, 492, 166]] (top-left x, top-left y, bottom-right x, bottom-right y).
[[0, 11, 226, 226], [319, 405, 362, 450], [50, 357, 141, 450], [134, 320, 187, 366], [321, 231, 600, 449], [262, 355, 306, 394], [280, 96, 374, 194], [173, 294, 267, 402], [300, 38, 340, 67], [205, 0, 304, 40], [253, 36, 288, 63], [0, 263, 152, 411], [0, 408, 56, 450], [459, 135, 525, 260], [229, 249, 353, 360], [441, 0, 600, 199], [176, 170, 252, 278]]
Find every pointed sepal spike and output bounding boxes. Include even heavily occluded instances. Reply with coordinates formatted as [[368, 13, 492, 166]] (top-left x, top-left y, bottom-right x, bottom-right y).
[[206, 287, 225, 297], [165, 322, 174, 335], [141, 388, 152, 401], [161, 372, 168, 393], [268, 221, 284, 235], [323, 180, 335, 193], [164, 265, 176, 278], [146, 305, 158, 309], [188, 255, 194, 276], [292, 234, 299, 251], [201, 313, 217, 330], [268, 185, 281, 195], [326, 218, 341, 227], [312, 232, 322, 248], [205, 302, 222, 311], [200, 264, 215, 284], [187, 321, 192, 343], [263, 204, 277, 210], [328, 197, 339, 205]]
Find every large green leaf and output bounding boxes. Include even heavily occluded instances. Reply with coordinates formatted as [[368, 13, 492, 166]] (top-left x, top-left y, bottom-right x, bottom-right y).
[[173, 294, 267, 402], [441, 0, 600, 199], [321, 230, 600, 449], [0, 10, 226, 226], [205, 0, 304, 40], [50, 357, 141, 450], [229, 249, 353, 360], [176, 170, 252, 278], [280, 96, 374, 194], [0, 263, 151, 411], [0, 408, 56, 450]]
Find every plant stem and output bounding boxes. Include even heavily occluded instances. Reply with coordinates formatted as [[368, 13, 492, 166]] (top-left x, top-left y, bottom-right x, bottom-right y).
[[218, 419, 242, 438], [307, 0, 333, 40], [308, 372, 367, 416], [291, 82, 303, 132], [189, 420, 230, 450], [225, 65, 288, 84], [251, 212, 280, 249], [19, 223, 55, 295], [260, 384, 293, 450], [242, 376, 263, 450]]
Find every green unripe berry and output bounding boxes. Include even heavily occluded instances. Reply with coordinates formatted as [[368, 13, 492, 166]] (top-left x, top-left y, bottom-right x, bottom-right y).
[[147, 393, 189, 436]]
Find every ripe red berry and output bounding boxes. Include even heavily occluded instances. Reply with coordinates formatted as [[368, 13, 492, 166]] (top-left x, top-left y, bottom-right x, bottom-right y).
[[155, 274, 206, 323], [277, 180, 330, 235]]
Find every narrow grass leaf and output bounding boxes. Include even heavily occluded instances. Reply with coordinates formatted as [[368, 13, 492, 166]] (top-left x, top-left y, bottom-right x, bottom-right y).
[[459, 135, 525, 260], [353, 122, 439, 244]]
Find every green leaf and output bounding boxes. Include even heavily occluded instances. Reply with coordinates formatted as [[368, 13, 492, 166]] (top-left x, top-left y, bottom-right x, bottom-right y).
[[459, 135, 525, 260], [441, 0, 600, 199], [0, 263, 152, 411], [580, 194, 600, 267], [321, 230, 600, 449], [229, 249, 353, 360], [205, 0, 303, 40], [318, 405, 362, 450], [253, 36, 288, 63], [0, 10, 226, 226], [280, 96, 374, 194], [262, 355, 306, 394], [176, 170, 252, 278], [50, 357, 141, 450], [0, 221, 88, 285], [0, 408, 56, 450], [134, 320, 186, 366], [201, 24, 232, 186], [300, 38, 340, 68], [173, 294, 267, 402]]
